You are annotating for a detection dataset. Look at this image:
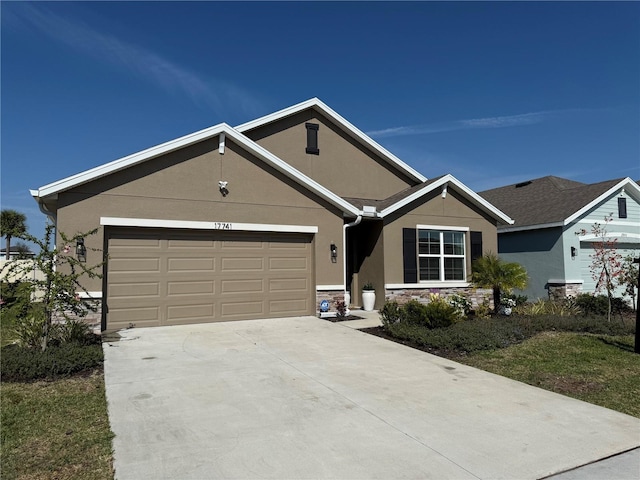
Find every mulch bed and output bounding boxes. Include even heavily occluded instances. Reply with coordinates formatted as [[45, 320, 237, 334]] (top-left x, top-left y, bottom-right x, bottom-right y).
[[324, 315, 365, 323], [359, 326, 466, 361]]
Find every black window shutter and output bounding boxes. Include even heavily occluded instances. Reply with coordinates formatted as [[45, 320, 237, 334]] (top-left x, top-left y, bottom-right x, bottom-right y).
[[305, 123, 319, 154], [470, 231, 483, 265], [618, 198, 627, 218], [403, 228, 417, 283]]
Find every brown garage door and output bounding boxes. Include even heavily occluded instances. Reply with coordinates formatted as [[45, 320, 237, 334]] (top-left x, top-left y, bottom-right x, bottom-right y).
[[105, 228, 314, 330]]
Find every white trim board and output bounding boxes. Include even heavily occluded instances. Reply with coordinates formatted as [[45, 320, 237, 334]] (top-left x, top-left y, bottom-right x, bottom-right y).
[[386, 283, 471, 289], [100, 217, 319, 234], [316, 285, 345, 291]]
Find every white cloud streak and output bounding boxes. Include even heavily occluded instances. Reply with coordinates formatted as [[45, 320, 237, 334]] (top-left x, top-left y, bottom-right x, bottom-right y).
[[7, 3, 262, 117], [367, 110, 573, 138]]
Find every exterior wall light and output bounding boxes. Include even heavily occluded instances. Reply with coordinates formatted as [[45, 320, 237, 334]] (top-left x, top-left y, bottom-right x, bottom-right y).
[[571, 246, 577, 259], [218, 181, 229, 197], [330, 243, 337, 263], [76, 237, 87, 262]]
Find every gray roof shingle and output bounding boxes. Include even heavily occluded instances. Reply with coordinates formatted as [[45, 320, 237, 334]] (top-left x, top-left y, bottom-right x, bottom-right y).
[[478, 176, 623, 228]]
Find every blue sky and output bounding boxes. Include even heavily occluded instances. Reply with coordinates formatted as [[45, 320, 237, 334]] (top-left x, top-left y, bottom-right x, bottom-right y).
[[2, 1, 639, 241]]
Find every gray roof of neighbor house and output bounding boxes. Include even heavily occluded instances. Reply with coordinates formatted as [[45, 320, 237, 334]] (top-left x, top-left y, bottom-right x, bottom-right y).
[[478, 176, 626, 230]]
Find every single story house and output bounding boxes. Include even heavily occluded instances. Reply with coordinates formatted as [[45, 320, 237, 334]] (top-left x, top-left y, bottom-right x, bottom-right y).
[[480, 176, 640, 300], [31, 98, 512, 331]]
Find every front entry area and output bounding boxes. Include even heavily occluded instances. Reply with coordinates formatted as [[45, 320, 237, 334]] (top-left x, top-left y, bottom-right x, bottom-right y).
[[104, 228, 314, 330]]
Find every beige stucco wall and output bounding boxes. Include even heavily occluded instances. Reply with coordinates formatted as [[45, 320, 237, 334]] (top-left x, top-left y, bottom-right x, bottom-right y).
[[243, 110, 416, 200], [54, 136, 346, 292], [383, 189, 499, 283]]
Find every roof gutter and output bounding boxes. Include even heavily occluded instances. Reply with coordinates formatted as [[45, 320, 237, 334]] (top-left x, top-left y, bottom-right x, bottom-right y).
[[30, 190, 57, 224]]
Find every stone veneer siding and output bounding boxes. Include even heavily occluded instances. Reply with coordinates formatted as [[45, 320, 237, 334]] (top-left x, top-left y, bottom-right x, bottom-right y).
[[385, 287, 494, 312], [53, 299, 103, 335], [316, 290, 346, 315], [548, 282, 583, 301]]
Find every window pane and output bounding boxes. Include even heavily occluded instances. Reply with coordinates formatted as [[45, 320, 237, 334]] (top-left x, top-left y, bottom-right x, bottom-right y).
[[419, 257, 440, 281], [418, 230, 440, 254], [443, 231, 464, 255], [444, 258, 464, 280]]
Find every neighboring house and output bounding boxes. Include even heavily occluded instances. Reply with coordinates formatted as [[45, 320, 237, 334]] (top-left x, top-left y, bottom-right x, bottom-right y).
[[30, 98, 512, 331], [480, 176, 640, 300]]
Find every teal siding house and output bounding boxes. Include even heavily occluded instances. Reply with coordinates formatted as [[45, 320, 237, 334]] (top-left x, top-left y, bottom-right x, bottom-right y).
[[480, 176, 640, 301]]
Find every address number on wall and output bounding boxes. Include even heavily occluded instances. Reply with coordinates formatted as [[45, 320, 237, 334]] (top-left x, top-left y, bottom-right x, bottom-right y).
[[214, 222, 233, 230]]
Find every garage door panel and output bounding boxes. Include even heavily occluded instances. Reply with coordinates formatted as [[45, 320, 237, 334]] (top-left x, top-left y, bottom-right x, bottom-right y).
[[221, 300, 265, 318], [269, 278, 308, 293], [110, 258, 160, 272], [109, 237, 161, 248], [167, 303, 215, 321], [167, 238, 216, 249], [106, 229, 313, 330], [109, 282, 160, 298], [220, 279, 264, 294], [167, 280, 215, 296], [221, 257, 264, 271], [168, 257, 215, 272], [109, 306, 160, 324], [270, 299, 309, 314], [269, 257, 308, 270]]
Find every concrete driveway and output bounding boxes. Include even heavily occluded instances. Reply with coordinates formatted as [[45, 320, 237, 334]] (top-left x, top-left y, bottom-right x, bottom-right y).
[[103, 316, 640, 479]]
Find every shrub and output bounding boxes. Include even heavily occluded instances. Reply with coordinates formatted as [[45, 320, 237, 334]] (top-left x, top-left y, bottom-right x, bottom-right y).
[[380, 297, 461, 330], [1, 342, 104, 382], [380, 301, 401, 328], [402, 300, 431, 327], [574, 294, 631, 316], [424, 296, 461, 328]]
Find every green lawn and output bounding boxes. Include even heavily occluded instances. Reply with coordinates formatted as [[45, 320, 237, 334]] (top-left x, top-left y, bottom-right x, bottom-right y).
[[456, 332, 640, 418], [1, 371, 114, 480], [1, 309, 114, 480]]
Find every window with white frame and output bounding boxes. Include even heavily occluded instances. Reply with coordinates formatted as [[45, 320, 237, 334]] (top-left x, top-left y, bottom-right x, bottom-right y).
[[417, 228, 466, 281]]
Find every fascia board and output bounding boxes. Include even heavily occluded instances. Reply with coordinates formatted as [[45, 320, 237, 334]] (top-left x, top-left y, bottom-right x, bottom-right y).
[[235, 98, 428, 184], [380, 174, 514, 225], [33, 123, 230, 199], [563, 178, 640, 226]]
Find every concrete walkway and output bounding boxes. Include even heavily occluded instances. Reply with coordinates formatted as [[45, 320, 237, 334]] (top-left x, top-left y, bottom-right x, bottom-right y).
[[103, 316, 640, 479]]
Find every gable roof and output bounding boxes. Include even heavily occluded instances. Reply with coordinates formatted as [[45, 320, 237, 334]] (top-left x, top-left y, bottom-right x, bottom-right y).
[[30, 123, 361, 217], [344, 174, 514, 225], [479, 176, 640, 232], [30, 98, 511, 226], [235, 98, 428, 184]]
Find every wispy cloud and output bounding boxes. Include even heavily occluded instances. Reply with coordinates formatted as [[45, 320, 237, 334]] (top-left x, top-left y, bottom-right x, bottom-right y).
[[367, 110, 577, 138], [5, 3, 262, 118]]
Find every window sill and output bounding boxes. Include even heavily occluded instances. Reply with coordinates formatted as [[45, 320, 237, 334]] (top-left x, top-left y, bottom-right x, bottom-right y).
[[386, 282, 470, 289]]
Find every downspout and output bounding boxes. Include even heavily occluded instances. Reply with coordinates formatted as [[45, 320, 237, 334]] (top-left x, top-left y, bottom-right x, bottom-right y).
[[343, 214, 362, 298]]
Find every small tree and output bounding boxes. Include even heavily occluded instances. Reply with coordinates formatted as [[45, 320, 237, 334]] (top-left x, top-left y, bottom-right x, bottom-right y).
[[619, 255, 639, 311], [472, 253, 528, 313], [1, 223, 104, 351], [576, 214, 623, 321], [1, 209, 27, 260]]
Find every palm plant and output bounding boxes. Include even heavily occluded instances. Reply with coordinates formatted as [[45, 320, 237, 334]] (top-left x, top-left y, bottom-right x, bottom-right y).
[[1, 209, 27, 260], [472, 253, 528, 313]]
